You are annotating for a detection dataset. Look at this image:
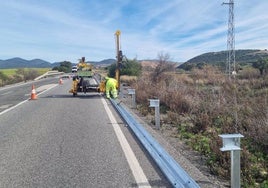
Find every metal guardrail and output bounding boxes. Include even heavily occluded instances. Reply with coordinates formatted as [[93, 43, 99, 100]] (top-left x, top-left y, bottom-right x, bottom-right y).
[[34, 71, 64, 80], [110, 99, 200, 188]]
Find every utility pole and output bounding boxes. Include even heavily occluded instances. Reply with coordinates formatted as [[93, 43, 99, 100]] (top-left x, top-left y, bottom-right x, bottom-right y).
[[223, 0, 236, 78]]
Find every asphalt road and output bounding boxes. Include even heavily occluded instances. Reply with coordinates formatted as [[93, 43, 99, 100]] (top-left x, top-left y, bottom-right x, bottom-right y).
[[0, 78, 171, 187], [0, 77, 60, 113]]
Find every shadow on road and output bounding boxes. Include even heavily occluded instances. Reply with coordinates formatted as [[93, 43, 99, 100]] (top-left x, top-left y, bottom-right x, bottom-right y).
[[42, 93, 103, 99]]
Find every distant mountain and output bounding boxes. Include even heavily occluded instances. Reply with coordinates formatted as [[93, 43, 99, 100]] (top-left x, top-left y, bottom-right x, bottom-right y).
[[0, 58, 116, 69], [89, 59, 116, 67], [179, 49, 268, 70], [0, 57, 52, 69], [29, 59, 53, 68]]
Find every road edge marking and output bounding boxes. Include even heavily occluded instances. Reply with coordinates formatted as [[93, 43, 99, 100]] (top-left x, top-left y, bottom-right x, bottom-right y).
[[101, 98, 151, 188], [0, 100, 28, 116], [0, 84, 58, 116]]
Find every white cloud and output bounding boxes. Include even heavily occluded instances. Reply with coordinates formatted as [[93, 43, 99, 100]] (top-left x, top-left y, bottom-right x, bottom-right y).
[[0, 0, 267, 63]]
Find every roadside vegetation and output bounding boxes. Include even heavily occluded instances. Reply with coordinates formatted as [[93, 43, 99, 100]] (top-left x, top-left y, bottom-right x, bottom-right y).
[[107, 58, 142, 78], [125, 53, 268, 187], [0, 68, 50, 87], [0, 61, 73, 87], [52, 61, 72, 73]]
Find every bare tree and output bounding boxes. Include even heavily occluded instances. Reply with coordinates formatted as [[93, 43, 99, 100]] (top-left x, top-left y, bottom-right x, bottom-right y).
[[151, 52, 175, 83]]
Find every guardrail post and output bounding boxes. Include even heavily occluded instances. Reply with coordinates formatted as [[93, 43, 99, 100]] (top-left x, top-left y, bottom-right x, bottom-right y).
[[149, 99, 160, 129], [127, 89, 136, 108], [219, 134, 244, 188]]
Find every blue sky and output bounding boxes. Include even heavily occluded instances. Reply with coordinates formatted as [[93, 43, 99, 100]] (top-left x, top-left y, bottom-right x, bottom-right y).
[[0, 0, 267, 63]]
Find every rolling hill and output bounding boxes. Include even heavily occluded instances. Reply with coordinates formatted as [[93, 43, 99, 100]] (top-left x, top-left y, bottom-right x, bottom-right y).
[[0, 58, 52, 69], [0, 58, 116, 69], [2, 49, 268, 70], [179, 49, 268, 70], [89, 59, 116, 67]]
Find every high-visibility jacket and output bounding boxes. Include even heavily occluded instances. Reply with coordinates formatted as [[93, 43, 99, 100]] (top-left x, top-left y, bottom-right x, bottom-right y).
[[105, 78, 118, 99]]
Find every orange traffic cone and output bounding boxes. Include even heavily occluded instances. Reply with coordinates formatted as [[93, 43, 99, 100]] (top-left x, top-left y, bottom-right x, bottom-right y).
[[59, 78, 63, 85], [31, 84, 37, 100]]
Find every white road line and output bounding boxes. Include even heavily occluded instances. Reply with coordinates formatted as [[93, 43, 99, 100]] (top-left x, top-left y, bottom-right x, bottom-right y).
[[0, 84, 58, 116], [0, 104, 13, 109], [0, 100, 28, 116], [101, 98, 151, 188], [0, 91, 13, 96]]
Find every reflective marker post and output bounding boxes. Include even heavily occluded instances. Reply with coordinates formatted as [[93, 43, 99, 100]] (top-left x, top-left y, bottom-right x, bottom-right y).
[[127, 89, 136, 108], [149, 99, 160, 129], [219, 134, 244, 188]]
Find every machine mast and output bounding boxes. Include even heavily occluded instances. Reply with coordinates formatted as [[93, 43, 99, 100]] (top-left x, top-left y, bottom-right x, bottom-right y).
[[115, 30, 122, 90]]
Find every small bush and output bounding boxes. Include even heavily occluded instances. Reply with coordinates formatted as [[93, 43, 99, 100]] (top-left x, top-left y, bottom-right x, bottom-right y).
[[120, 75, 137, 86], [239, 67, 260, 79]]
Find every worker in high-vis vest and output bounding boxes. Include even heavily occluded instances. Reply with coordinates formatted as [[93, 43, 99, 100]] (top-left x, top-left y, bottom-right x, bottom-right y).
[[105, 77, 118, 99]]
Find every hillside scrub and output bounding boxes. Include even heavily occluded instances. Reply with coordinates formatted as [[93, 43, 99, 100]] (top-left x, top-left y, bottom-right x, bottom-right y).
[[132, 65, 268, 187]]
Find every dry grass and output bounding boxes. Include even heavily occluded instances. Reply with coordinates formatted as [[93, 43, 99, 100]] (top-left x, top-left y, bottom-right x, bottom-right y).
[[131, 65, 268, 187], [120, 75, 137, 86]]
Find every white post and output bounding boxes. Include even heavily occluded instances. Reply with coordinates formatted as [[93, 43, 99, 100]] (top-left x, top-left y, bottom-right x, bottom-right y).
[[127, 89, 136, 108], [219, 134, 244, 188], [149, 99, 160, 129], [231, 150, 241, 188]]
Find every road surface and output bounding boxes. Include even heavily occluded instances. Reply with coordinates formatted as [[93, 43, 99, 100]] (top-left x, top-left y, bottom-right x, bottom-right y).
[[0, 78, 171, 187], [0, 77, 60, 113]]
